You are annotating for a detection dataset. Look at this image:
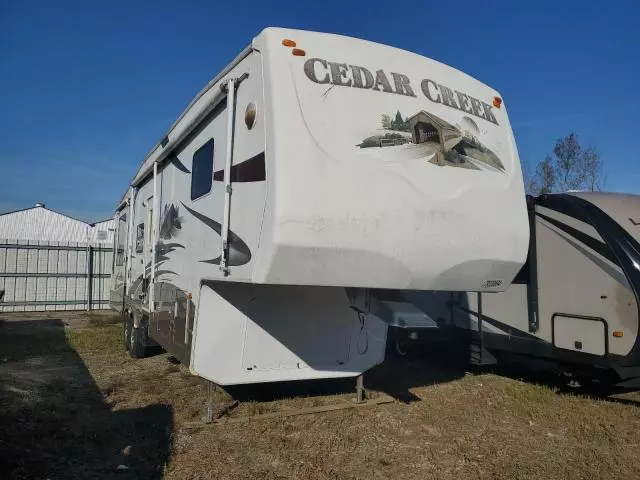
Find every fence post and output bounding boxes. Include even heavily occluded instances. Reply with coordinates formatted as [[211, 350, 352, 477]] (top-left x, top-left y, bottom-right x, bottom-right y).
[[86, 245, 93, 311]]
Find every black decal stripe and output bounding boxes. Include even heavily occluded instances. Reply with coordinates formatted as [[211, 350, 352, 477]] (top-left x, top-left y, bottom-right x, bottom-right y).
[[169, 156, 191, 174], [180, 202, 252, 266], [201, 256, 222, 265], [536, 194, 590, 224], [181, 202, 222, 234], [213, 152, 265, 182], [555, 231, 629, 288], [536, 212, 617, 264], [156, 270, 178, 277]]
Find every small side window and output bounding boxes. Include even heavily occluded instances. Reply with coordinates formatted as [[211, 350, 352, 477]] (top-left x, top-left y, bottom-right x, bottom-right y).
[[191, 139, 215, 200], [135, 223, 144, 253]]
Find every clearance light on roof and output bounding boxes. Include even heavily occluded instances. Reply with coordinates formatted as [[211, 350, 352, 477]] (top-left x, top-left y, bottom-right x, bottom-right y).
[[282, 39, 296, 47], [493, 96, 503, 108], [292, 48, 306, 56], [613, 331, 624, 338]]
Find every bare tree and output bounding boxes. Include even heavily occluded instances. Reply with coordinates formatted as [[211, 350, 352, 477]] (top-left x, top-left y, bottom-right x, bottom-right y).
[[553, 133, 583, 191], [522, 160, 539, 196], [526, 133, 604, 195], [537, 156, 556, 194], [580, 145, 605, 191]]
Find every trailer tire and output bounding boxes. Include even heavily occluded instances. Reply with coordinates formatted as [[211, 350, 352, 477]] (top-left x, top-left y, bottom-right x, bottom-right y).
[[123, 315, 133, 352], [129, 325, 148, 359], [129, 312, 148, 359]]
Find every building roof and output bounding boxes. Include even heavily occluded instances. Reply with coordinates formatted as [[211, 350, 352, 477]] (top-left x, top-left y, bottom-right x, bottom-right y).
[[0, 204, 114, 244], [0, 204, 91, 225]]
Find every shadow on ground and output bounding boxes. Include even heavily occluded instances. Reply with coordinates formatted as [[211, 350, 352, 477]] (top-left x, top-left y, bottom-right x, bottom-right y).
[[222, 342, 469, 405], [225, 336, 640, 407], [0, 318, 173, 479], [485, 360, 640, 407]]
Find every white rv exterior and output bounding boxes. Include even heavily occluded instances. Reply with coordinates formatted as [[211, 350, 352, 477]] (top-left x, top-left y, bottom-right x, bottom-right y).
[[110, 28, 528, 385]]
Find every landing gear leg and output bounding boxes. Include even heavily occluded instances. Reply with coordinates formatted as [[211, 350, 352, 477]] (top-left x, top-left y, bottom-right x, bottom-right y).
[[355, 374, 366, 404]]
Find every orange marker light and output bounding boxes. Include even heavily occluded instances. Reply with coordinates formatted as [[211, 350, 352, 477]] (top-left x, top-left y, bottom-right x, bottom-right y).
[[292, 48, 306, 56], [282, 39, 296, 47], [493, 96, 502, 108], [613, 331, 624, 338]]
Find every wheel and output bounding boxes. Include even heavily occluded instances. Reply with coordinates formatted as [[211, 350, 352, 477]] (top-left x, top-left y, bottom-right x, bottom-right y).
[[123, 315, 132, 352], [129, 313, 148, 359], [129, 326, 147, 358]]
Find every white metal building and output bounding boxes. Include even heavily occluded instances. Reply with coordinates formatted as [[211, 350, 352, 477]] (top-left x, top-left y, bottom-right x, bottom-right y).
[[0, 203, 114, 245], [88, 218, 116, 245], [0, 203, 115, 312]]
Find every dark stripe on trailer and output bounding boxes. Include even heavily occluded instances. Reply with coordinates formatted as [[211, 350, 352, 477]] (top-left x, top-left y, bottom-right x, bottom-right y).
[[456, 305, 541, 342], [213, 152, 266, 182], [536, 211, 617, 265], [169, 155, 191, 174], [455, 304, 625, 369]]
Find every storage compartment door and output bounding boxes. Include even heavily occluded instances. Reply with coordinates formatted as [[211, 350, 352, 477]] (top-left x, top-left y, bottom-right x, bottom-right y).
[[553, 314, 607, 356]]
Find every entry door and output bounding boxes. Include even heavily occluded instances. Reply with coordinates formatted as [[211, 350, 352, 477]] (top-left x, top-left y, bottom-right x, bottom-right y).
[[186, 106, 228, 269]]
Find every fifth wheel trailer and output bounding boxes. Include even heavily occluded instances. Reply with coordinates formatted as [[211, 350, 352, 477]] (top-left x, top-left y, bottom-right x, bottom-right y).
[[109, 27, 529, 386], [397, 192, 640, 389]]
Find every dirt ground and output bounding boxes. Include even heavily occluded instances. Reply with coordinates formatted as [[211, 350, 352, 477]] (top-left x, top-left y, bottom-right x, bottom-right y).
[[1, 311, 640, 479]]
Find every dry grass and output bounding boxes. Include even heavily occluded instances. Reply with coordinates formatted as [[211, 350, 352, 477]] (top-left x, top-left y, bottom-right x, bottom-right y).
[[1, 313, 640, 479]]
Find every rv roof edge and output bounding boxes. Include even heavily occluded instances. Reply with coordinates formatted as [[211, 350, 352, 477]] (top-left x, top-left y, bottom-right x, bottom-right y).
[[131, 78, 240, 189], [117, 43, 255, 206]]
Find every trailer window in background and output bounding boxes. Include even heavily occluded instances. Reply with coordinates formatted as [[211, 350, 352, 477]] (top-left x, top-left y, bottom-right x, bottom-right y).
[[135, 223, 144, 253], [191, 138, 215, 200]]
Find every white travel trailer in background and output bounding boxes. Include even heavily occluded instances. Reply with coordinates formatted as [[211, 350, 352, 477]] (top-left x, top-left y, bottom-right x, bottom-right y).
[[110, 28, 528, 386], [397, 192, 640, 389]]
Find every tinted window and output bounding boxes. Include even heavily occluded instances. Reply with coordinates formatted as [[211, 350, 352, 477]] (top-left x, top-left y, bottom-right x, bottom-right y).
[[191, 139, 215, 200]]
